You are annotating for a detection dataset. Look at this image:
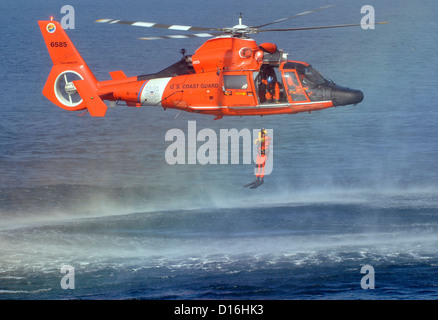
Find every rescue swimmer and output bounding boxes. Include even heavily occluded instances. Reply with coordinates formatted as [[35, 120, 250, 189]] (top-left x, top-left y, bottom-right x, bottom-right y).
[[244, 129, 271, 189]]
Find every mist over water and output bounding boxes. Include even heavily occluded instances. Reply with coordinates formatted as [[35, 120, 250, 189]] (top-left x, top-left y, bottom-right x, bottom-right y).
[[1, 0, 438, 299], [1, 184, 437, 299]]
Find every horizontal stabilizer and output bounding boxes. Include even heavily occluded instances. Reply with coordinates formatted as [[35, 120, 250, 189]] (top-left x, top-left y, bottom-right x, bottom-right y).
[[109, 70, 128, 80]]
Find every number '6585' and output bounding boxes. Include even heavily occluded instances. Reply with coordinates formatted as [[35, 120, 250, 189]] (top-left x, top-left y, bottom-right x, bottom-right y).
[[51, 41, 68, 47]]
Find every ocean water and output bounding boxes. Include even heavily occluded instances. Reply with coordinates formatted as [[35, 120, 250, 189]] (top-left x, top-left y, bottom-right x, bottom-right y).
[[1, 0, 438, 301]]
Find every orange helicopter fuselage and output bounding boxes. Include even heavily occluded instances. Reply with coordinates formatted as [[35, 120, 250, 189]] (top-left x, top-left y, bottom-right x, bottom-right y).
[[97, 37, 333, 119], [39, 20, 363, 118]]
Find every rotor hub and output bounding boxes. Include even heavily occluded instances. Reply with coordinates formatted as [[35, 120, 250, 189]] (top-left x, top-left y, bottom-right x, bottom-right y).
[[65, 82, 78, 95]]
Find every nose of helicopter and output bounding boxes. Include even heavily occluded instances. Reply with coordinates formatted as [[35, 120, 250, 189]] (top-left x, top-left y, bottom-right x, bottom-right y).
[[331, 85, 364, 106]]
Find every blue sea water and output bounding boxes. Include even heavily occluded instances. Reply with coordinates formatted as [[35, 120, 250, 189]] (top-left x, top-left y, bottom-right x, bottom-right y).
[[1, 0, 438, 301]]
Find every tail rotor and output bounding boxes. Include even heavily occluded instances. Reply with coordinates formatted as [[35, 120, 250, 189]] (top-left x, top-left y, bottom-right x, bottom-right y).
[[54, 70, 84, 107]]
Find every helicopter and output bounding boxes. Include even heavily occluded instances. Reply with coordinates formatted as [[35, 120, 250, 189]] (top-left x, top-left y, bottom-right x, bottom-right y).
[[38, 5, 386, 119]]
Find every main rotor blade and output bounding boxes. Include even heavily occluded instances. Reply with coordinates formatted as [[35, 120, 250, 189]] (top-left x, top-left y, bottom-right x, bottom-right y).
[[96, 19, 221, 32], [254, 4, 337, 29], [138, 32, 225, 40], [258, 21, 389, 32]]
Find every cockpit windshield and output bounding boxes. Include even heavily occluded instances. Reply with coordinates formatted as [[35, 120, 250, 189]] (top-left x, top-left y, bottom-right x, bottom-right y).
[[281, 61, 337, 102], [282, 62, 330, 88], [300, 66, 328, 87]]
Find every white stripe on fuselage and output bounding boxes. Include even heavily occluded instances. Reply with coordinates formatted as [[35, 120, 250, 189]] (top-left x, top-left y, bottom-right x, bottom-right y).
[[139, 78, 172, 106]]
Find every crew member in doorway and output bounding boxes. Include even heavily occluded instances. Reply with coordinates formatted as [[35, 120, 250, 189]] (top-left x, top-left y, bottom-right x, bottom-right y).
[[265, 76, 280, 103]]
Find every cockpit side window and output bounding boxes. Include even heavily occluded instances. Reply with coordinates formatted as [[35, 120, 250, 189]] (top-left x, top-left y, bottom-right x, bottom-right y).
[[284, 71, 308, 102]]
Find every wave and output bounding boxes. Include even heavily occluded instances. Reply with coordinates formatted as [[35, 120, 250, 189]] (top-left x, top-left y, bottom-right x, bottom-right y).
[[0, 288, 52, 294], [1, 199, 437, 299], [1, 183, 438, 228]]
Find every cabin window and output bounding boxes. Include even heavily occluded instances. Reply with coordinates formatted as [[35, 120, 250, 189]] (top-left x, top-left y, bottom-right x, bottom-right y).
[[224, 75, 248, 90]]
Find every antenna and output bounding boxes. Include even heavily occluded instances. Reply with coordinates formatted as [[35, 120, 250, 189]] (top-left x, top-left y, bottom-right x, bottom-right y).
[[180, 48, 186, 57]]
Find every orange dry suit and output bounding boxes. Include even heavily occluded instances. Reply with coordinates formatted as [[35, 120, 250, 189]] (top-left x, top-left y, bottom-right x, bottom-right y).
[[254, 130, 271, 179]]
